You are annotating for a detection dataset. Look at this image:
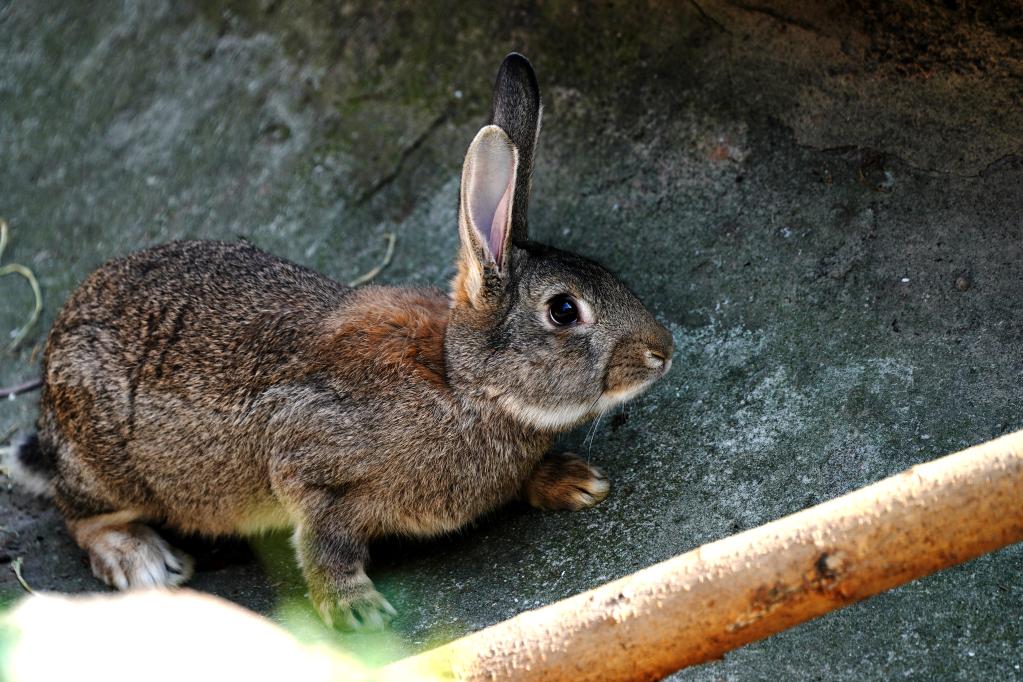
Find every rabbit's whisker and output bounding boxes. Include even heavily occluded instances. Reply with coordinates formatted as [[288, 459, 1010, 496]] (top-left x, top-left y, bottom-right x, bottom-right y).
[[584, 410, 607, 455], [582, 393, 607, 454]]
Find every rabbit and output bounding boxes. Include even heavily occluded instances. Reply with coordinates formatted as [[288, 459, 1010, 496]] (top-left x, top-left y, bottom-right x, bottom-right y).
[[6, 53, 674, 630]]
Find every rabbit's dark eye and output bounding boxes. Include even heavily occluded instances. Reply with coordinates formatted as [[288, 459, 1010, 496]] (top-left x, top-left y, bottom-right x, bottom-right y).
[[548, 295, 579, 326]]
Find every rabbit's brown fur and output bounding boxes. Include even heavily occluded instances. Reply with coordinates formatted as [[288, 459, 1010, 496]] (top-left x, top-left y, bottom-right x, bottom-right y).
[[10, 54, 673, 629]]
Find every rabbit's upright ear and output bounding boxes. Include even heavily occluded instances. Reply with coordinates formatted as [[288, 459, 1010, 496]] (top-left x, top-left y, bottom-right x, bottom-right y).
[[489, 53, 541, 244], [457, 125, 518, 303]]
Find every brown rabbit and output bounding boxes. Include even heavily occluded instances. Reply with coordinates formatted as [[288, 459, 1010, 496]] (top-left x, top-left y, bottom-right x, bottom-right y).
[[6, 54, 673, 629]]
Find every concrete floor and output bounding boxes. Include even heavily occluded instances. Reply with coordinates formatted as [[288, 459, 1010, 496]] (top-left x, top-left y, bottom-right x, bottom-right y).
[[1, 1, 1022, 678]]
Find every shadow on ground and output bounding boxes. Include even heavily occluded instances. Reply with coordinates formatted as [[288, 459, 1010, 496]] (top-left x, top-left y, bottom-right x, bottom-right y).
[[1, 1, 1022, 678]]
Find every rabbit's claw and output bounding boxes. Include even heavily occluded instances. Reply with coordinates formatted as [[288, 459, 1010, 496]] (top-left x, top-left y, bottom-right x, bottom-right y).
[[524, 452, 611, 511], [315, 576, 397, 631], [81, 522, 194, 590]]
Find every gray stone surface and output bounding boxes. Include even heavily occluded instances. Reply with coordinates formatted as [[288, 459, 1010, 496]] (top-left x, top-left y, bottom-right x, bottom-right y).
[[1, 1, 1022, 677]]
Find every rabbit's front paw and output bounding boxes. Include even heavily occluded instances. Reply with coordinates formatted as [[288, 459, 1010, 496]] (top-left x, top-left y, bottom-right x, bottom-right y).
[[524, 452, 610, 511], [314, 574, 397, 631]]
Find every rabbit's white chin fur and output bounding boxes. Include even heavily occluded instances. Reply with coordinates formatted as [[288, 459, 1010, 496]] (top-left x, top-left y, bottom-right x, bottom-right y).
[[596, 381, 656, 412], [497, 381, 656, 432], [497, 395, 595, 431]]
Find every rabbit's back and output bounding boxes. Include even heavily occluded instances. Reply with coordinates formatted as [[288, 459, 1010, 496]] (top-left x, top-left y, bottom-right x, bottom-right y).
[[40, 240, 358, 531]]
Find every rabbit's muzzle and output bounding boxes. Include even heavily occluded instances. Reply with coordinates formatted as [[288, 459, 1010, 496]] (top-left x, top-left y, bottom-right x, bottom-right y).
[[602, 325, 674, 402]]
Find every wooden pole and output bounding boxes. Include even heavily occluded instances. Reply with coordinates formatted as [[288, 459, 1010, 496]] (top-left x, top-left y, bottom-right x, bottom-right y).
[[383, 429, 1023, 682]]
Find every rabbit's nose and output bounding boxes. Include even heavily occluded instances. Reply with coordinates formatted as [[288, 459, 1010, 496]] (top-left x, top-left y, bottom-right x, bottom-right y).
[[645, 348, 667, 368], [644, 327, 674, 372], [644, 348, 672, 376]]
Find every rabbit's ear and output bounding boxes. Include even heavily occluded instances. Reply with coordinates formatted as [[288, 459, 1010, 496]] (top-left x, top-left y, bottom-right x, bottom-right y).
[[489, 53, 541, 244], [457, 125, 518, 299]]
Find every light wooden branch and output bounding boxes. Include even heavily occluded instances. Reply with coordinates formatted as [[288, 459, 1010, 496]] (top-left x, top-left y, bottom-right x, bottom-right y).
[[383, 429, 1023, 681]]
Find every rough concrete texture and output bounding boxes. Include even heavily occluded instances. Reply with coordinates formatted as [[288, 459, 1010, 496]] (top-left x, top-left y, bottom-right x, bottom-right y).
[[2, 0, 1022, 677]]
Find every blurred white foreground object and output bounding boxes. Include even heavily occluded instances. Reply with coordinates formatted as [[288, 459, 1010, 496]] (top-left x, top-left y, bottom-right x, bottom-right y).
[[2, 590, 365, 682]]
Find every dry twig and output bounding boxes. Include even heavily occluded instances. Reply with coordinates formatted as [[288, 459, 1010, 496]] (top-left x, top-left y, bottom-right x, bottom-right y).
[[12, 557, 36, 595], [347, 233, 396, 287], [0, 219, 43, 352]]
